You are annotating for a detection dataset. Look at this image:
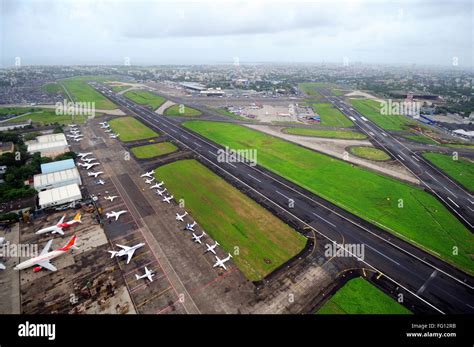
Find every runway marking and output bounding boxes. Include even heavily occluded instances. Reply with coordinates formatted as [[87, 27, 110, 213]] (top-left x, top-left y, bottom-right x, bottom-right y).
[[397, 154, 405, 161], [208, 150, 217, 156], [181, 135, 189, 140], [467, 206, 474, 212], [227, 162, 236, 168], [447, 197, 460, 208], [469, 199, 474, 205], [444, 187, 457, 198], [426, 172, 439, 183], [248, 174, 262, 183], [275, 190, 292, 201], [381, 132, 387, 137], [311, 212, 336, 228], [417, 270, 437, 295], [364, 243, 400, 266], [411, 155, 420, 162], [194, 142, 202, 147]]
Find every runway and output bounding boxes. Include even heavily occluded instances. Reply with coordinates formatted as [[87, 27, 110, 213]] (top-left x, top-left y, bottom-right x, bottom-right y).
[[90, 82, 474, 314]]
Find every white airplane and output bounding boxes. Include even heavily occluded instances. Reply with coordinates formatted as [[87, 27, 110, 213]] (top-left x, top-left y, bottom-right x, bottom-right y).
[[96, 179, 105, 185], [205, 241, 220, 255], [109, 133, 120, 139], [162, 195, 173, 204], [144, 177, 155, 184], [87, 171, 103, 178], [14, 235, 78, 272], [185, 221, 197, 232], [106, 210, 127, 221], [104, 129, 113, 133], [79, 162, 99, 170], [104, 195, 118, 202], [175, 212, 188, 222], [36, 213, 82, 235], [72, 138, 82, 142], [140, 170, 155, 178], [150, 181, 164, 189], [77, 152, 92, 159], [81, 157, 97, 163], [99, 122, 110, 129], [135, 266, 155, 282], [108, 243, 145, 264], [156, 188, 167, 196], [213, 253, 232, 270], [192, 232, 206, 244]]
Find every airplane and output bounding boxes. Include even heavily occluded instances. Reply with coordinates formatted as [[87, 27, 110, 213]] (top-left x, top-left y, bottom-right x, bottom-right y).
[[36, 213, 82, 235], [79, 162, 99, 170], [185, 221, 197, 232], [109, 133, 120, 139], [106, 210, 127, 221], [150, 181, 164, 189], [96, 179, 105, 185], [14, 235, 78, 272], [205, 241, 220, 255], [99, 122, 110, 128], [176, 212, 188, 222], [77, 152, 92, 159], [156, 188, 167, 196], [213, 253, 232, 270], [192, 232, 206, 244], [135, 266, 155, 282], [87, 171, 103, 178], [104, 195, 118, 202], [108, 242, 145, 264], [72, 138, 82, 142], [81, 157, 97, 163], [144, 177, 155, 184], [140, 170, 154, 178], [162, 195, 173, 204], [104, 129, 112, 133]]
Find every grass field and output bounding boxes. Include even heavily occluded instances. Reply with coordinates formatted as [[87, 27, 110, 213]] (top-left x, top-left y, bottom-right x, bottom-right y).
[[41, 82, 63, 94], [299, 82, 343, 97], [282, 127, 367, 140], [108, 116, 158, 142], [123, 90, 166, 110], [405, 135, 440, 145], [59, 76, 116, 110], [164, 104, 202, 117], [422, 152, 474, 192], [350, 99, 418, 131], [154, 159, 307, 281], [310, 103, 353, 127], [3, 108, 91, 125], [111, 85, 131, 93], [182, 121, 474, 274], [213, 107, 248, 121], [317, 278, 411, 314], [349, 146, 391, 161], [131, 142, 178, 159]]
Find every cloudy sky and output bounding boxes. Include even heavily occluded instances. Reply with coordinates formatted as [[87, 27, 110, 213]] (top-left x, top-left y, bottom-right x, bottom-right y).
[[1, 0, 472, 67]]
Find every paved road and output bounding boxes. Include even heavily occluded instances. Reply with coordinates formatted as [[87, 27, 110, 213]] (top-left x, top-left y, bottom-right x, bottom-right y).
[[90, 82, 474, 314]]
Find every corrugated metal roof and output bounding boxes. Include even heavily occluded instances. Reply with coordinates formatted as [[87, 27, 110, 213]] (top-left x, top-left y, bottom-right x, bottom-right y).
[[41, 159, 75, 174], [28, 139, 68, 152], [38, 184, 82, 207], [34, 168, 81, 188], [36, 133, 67, 143]]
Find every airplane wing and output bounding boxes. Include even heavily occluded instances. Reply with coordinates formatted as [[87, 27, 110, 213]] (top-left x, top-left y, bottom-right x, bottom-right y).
[[36, 260, 57, 272], [116, 244, 131, 251], [221, 263, 227, 270], [0, 263, 5, 270], [39, 240, 53, 257], [52, 227, 64, 235], [58, 215, 65, 224], [114, 215, 120, 221], [126, 249, 136, 264]]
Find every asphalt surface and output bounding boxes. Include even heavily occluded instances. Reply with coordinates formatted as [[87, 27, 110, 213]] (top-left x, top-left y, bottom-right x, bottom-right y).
[[90, 82, 474, 314]]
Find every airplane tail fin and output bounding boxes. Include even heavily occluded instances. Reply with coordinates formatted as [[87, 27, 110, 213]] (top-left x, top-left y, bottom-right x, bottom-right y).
[[73, 213, 82, 223], [59, 235, 78, 251], [135, 274, 140, 280], [228, 253, 233, 258]]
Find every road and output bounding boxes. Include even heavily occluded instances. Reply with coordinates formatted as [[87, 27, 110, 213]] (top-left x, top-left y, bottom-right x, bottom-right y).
[[90, 82, 474, 314]]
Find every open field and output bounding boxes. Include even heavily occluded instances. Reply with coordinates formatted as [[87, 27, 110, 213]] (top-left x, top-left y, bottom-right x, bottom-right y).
[[349, 146, 391, 161], [282, 127, 367, 140], [310, 103, 353, 127], [108, 116, 158, 142], [111, 85, 131, 93], [317, 278, 411, 314], [350, 99, 419, 131], [183, 121, 474, 274], [405, 134, 439, 145], [154, 159, 307, 281], [213, 107, 248, 121], [41, 82, 63, 94], [422, 152, 474, 192], [164, 104, 202, 117], [3, 108, 91, 125], [59, 76, 116, 109], [299, 82, 343, 97], [123, 90, 166, 110], [131, 142, 178, 159]]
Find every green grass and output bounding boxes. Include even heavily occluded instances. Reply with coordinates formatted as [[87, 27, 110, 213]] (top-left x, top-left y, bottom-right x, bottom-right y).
[[41, 82, 63, 94], [59, 76, 116, 110], [310, 103, 353, 127], [164, 104, 202, 117], [422, 152, 474, 192], [0, 107, 44, 116], [299, 82, 343, 97], [213, 107, 248, 121], [182, 121, 474, 274], [349, 146, 391, 161], [111, 85, 131, 93], [154, 159, 307, 281], [317, 278, 411, 314], [442, 143, 474, 149], [405, 135, 439, 145], [3, 108, 91, 125], [131, 142, 178, 159], [350, 99, 418, 131], [282, 127, 367, 140], [108, 116, 158, 142], [123, 90, 166, 110]]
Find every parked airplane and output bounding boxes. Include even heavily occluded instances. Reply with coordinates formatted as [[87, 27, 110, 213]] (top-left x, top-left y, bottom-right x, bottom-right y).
[[79, 162, 99, 170], [77, 152, 92, 159], [205, 241, 220, 255], [81, 157, 97, 163], [87, 171, 103, 178], [144, 177, 155, 184], [36, 213, 81, 235], [213, 253, 232, 270], [109, 133, 120, 139], [108, 243, 145, 264], [185, 221, 197, 232], [104, 129, 113, 133], [106, 210, 127, 221], [150, 181, 164, 189], [156, 188, 167, 196], [162, 195, 173, 204], [104, 195, 118, 202], [135, 266, 155, 282], [140, 170, 154, 178], [96, 179, 105, 185], [176, 212, 188, 222], [14, 235, 78, 272], [99, 122, 110, 129], [73, 138, 82, 142], [192, 232, 206, 244]]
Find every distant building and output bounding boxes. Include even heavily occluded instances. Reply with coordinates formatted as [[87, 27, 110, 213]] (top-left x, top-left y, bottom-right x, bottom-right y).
[[180, 82, 206, 92], [0, 119, 32, 132], [0, 142, 14, 155], [33, 167, 82, 192], [40, 159, 75, 174], [38, 183, 82, 209], [27, 133, 69, 158]]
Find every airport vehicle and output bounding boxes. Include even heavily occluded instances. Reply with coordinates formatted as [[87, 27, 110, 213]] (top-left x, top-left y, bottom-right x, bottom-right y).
[[140, 170, 155, 178], [144, 177, 155, 184], [109, 133, 120, 139], [77, 152, 92, 159], [36, 213, 81, 235], [156, 188, 167, 196], [135, 266, 155, 282], [162, 195, 173, 204], [108, 243, 145, 264], [192, 232, 206, 244], [150, 181, 165, 189], [14, 235, 78, 272], [185, 221, 196, 232], [79, 162, 99, 170], [87, 171, 103, 178], [213, 253, 232, 270], [205, 241, 219, 255], [96, 179, 105, 185], [106, 210, 127, 221], [176, 212, 188, 222], [104, 195, 118, 202]]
